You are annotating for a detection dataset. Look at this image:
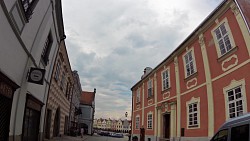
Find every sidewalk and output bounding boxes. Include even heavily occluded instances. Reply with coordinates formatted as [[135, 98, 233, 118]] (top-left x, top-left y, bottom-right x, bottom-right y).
[[45, 135, 89, 141]]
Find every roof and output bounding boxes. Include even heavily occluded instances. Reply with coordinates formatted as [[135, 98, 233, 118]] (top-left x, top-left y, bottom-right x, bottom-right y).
[[80, 90, 96, 105], [131, 0, 250, 90]]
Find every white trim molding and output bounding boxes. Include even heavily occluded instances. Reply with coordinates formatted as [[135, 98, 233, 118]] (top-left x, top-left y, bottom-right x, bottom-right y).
[[223, 79, 247, 120], [135, 115, 140, 130], [211, 17, 236, 58], [161, 66, 171, 91], [147, 111, 153, 130], [186, 78, 198, 89], [182, 47, 197, 79], [186, 97, 201, 129]]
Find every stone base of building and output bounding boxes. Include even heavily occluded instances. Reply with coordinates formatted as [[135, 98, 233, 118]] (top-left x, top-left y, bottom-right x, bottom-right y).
[[8, 135, 21, 141], [8, 132, 44, 141], [131, 135, 211, 141]]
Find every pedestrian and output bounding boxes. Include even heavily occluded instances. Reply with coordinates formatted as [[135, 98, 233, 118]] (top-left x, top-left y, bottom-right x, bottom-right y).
[[81, 128, 84, 138]]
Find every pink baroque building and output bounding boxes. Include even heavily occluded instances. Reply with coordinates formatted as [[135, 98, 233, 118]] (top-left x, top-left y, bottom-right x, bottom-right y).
[[131, 0, 250, 141]]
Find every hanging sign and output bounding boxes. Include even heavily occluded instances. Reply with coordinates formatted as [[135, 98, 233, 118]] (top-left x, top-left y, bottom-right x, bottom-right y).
[[27, 67, 46, 85]]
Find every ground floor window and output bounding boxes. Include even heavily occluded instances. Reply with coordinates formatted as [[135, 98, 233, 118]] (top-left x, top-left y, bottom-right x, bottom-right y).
[[22, 94, 43, 141], [186, 97, 200, 129], [0, 72, 19, 141], [227, 86, 243, 118], [147, 113, 153, 129], [135, 116, 140, 129]]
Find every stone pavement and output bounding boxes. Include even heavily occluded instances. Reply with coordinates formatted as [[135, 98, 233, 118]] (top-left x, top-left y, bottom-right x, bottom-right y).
[[46, 135, 89, 141]]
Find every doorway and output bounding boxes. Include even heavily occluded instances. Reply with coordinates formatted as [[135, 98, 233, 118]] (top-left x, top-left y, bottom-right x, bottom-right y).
[[163, 113, 170, 138], [53, 108, 60, 137], [45, 109, 52, 139], [0, 95, 12, 141]]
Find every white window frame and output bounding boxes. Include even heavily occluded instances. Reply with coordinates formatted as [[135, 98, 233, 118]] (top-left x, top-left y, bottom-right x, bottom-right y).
[[147, 112, 153, 129], [147, 79, 153, 98], [136, 88, 140, 103], [54, 61, 61, 81], [135, 115, 140, 129], [211, 18, 236, 58], [161, 67, 170, 91], [183, 48, 197, 78], [186, 97, 200, 129], [223, 79, 247, 120]]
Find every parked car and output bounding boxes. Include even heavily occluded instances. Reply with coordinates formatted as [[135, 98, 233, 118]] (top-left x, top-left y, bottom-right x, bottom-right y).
[[210, 113, 250, 141], [98, 131, 109, 136], [111, 133, 124, 138]]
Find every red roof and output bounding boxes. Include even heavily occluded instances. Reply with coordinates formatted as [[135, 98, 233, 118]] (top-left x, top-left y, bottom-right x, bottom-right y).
[[80, 91, 95, 105]]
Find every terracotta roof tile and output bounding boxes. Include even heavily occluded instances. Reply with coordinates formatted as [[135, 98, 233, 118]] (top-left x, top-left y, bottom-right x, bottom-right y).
[[80, 91, 95, 105]]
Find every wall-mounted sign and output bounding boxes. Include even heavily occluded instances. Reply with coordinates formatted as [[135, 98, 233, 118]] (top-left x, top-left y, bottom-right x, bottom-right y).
[[27, 67, 46, 85]]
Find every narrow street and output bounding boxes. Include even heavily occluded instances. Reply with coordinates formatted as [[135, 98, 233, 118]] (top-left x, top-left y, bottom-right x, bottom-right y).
[[84, 134, 129, 141], [49, 134, 129, 141]]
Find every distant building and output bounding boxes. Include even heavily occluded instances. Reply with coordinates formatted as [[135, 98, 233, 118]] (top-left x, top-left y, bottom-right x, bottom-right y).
[[0, 0, 65, 141], [69, 71, 82, 130], [93, 118, 131, 133], [79, 89, 96, 135], [131, 0, 250, 141]]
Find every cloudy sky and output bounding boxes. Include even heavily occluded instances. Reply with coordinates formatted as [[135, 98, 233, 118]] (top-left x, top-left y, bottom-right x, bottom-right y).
[[62, 0, 223, 119]]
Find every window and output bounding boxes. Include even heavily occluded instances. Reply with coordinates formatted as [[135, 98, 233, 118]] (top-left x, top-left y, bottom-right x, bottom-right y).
[[227, 86, 244, 118], [214, 23, 232, 56], [10, 3, 25, 32], [147, 80, 153, 98], [54, 61, 61, 81], [188, 103, 199, 128], [211, 129, 228, 141], [135, 116, 140, 129], [147, 113, 153, 129], [231, 124, 249, 141], [41, 33, 53, 66], [162, 69, 170, 90], [186, 97, 200, 129], [136, 88, 140, 103], [184, 50, 196, 77], [212, 18, 236, 58], [20, 0, 39, 20]]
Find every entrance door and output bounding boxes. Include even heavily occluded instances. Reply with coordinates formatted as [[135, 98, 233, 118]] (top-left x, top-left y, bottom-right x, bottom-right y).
[[53, 108, 60, 137], [140, 127, 145, 141], [45, 109, 52, 139], [164, 113, 170, 138], [0, 95, 12, 141]]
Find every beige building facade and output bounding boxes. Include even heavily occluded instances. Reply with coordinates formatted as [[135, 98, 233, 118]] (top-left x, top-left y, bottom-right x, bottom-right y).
[[44, 40, 74, 139]]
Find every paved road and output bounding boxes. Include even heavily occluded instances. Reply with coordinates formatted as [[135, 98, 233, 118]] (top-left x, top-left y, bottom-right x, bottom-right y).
[[85, 134, 129, 141], [48, 134, 129, 141]]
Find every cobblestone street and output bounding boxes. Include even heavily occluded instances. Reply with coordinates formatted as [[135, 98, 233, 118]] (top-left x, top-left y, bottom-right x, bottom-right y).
[[47, 134, 129, 141]]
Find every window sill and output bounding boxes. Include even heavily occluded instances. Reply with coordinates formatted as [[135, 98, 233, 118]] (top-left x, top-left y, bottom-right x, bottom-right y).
[[217, 46, 238, 62], [161, 87, 171, 94], [147, 96, 154, 100], [187, 125, 200, 129], [184, 72, 198, 82]]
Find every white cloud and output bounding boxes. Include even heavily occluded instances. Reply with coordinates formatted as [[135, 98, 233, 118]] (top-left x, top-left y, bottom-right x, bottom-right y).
[[62, 0, 223, 119]]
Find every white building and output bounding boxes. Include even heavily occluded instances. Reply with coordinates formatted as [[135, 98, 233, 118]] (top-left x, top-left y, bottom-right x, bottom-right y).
[[69, 71, 82, 130], [79, 89, 96, 135], [0, 0, 65, 141]]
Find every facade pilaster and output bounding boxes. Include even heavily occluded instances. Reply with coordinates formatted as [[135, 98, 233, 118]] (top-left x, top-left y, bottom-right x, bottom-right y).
[[174, 57, 181, 137], [199, 33, 214, 137], [154, 73, 158, 137], [231, 3, 250, 56], [142, 83, 145, 127]]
